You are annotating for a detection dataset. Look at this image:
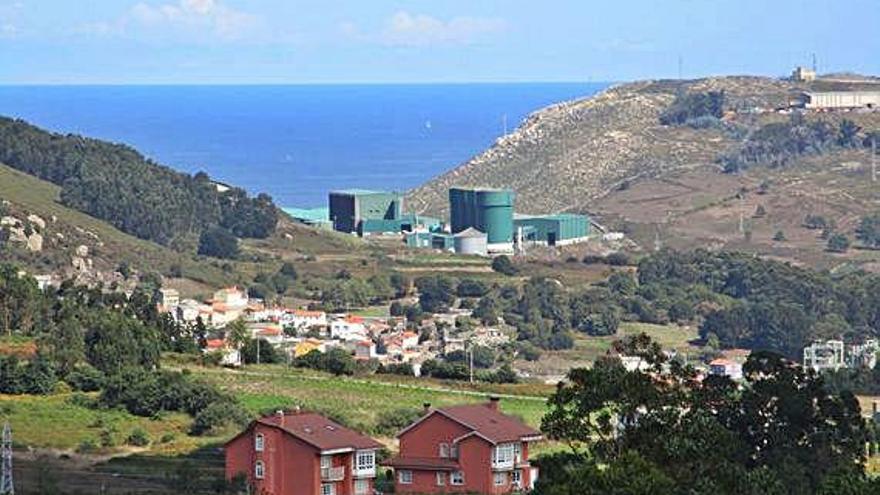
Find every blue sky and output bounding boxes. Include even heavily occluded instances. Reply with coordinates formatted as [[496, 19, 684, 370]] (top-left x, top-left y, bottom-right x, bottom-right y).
[[1, 0, 878, 84]]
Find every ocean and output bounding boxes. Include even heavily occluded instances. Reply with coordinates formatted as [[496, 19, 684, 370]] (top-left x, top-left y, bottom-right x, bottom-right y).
[[0, 83, 609, 208]]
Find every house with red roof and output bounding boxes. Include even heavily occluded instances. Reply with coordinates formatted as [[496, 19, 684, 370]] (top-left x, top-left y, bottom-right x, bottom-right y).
[[385, 398, 542, 494], [225, 410, 383, 495]]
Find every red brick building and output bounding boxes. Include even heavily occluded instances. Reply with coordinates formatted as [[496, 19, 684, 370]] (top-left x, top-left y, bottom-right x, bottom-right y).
[[385, 398, 542, 494], [225, 410, 383, 495]]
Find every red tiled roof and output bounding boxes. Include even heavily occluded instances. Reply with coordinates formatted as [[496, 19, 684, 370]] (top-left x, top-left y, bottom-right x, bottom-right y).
[[382, 456, 460, 471], [294, 310, 325, 317], [205, 339, 226, 349], [254, 412, 382, 452], [409, 402, 542, 444]]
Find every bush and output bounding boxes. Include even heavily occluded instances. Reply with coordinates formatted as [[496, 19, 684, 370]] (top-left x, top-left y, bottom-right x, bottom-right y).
[[198, 227, 239, 259], [190, 400, 249, 436], [659, 91, 725, 126], [126, 428, 150, 447], [605, 252, 631, 266], [827, 233, 850, 253], [491, 256, 518, 276], [375, 408, 423, 436], [517, 342, 543, 362], [65, 364, 105, 392]]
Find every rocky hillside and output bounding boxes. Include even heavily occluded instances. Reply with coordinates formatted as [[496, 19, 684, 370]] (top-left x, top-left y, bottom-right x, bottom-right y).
[[407, 76, 802, 216]]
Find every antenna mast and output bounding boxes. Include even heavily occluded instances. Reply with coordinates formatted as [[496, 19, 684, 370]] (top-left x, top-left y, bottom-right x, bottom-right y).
[[1, 422, 13, 495]]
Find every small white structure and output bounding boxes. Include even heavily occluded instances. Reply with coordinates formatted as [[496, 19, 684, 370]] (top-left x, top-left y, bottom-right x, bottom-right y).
[[284, 310, 328, 333], [156, 288, 180, 310], [204, 339, 242, 367], [709, 359, 744, 381], [791, 66, 816, 82], [454, 227, 488, 256]]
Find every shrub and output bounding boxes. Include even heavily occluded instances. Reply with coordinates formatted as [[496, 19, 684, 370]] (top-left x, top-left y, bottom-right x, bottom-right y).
[[375, 408, 423, 436], [190, 400, 249, 436], [605, 252, 631, 266], [491, 255, 518, 276], [126, 428, 150, 447], [198, 227, 239, 259], [827, 233, 850, 253]]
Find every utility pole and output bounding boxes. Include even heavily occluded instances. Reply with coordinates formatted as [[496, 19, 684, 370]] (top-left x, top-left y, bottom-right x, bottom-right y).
[[1, 422, 13, 495], [872, 137, 877, 183], [468, 345, 474, 384], [256, 337, 261, 366]]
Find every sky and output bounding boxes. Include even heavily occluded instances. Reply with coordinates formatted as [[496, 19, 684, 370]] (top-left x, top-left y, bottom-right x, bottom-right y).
[[0, 0, 878, 84]]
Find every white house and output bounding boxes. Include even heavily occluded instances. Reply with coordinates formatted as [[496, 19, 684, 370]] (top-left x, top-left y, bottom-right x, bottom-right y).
[[708, 359, 744, 381], [330, 316, 368, 341], [283, 309, 328, 333], [204, 339, 242, 367]]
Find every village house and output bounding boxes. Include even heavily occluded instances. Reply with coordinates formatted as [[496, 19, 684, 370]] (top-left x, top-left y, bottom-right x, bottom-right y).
[[251, 325, 286, 346], [155, 288, 180, 311], [331, 316, 368, 341], [204, 339, 242, 367], [708, 358, 743, 381], [283, 309, 328, 333], [294, 338, 326, 358], [226, 410, 383, 495], [385, 398, 542, 494], [354, 340, 377, 360]]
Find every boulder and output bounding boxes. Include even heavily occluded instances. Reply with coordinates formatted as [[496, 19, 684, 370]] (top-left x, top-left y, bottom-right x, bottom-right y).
[[27, 214, 46, 230], [75, 245, 89, 257], [26, 233, 43, 252]]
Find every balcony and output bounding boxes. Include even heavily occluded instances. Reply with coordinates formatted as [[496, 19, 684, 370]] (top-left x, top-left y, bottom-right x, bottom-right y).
[[321, 466, 345, 482], [352, 465, 376, 478]]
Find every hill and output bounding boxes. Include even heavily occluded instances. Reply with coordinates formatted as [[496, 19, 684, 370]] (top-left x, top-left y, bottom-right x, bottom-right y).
[[0, 117, 277, 249], [408, 75, 880, 269]]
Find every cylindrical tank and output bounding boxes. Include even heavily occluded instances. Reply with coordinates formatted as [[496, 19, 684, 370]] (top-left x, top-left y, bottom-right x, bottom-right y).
[[454, 228, 488, 256], [476, 190, 514, 245]]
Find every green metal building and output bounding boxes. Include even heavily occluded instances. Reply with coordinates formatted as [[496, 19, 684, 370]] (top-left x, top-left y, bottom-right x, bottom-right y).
[[282, 207, 333, 230], [448, 187, 515, 253], [329, 189, 403, 234], [514, 213, 591, 246]]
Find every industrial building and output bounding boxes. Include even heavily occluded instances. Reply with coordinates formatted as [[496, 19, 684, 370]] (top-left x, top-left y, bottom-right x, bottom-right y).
[[449, 187, 515, 254], [283, 206, 333, 230], [802, 91, 880, 110], [791, 66, 816, 82], [328, 189, 403, 234], [514, 213, 590, 246]]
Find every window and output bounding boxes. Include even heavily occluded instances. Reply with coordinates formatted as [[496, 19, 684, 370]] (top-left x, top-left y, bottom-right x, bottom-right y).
[[436, 472, 446, 486], [254, 461, 265, 479], [254, 433, 264, 452], [321, 483, 336, 495], [494, 472, 507, 486], [355, 450, 375, 471], [492, 443, 515, 466], [354, 479, 369, 495], [512, 470, 522, 487], [439, 442, 450, 458], [321, 456, 332, 469], [398, 470, 413, 484], [450, 443, 459, 459], [451, 471, 464, 485], [514, 443, 522, 463]]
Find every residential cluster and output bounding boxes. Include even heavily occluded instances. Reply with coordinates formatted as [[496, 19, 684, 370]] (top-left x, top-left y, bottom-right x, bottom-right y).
[[156, 286, 513, 373], [224, 398, 541, 495], [287, 186, 592, 256], [802, 338, 879, 372]]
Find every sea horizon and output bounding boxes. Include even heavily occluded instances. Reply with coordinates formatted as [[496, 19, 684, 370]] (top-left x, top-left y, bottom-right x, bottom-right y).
[[0, 82, 611, 208]]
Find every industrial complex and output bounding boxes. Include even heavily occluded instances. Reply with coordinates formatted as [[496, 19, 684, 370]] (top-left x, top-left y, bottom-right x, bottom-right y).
[[282, 186, 592, 256]]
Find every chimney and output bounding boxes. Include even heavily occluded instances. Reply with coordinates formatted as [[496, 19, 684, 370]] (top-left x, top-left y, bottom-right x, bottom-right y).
[[487, 396, 500, 411], [276, 409, 285, 426], [423, 402, 432, 415]]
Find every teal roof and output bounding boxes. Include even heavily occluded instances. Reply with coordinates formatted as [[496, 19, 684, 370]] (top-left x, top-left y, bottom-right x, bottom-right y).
[[515, 213, 588, 221], [283, 207, 329, 222]]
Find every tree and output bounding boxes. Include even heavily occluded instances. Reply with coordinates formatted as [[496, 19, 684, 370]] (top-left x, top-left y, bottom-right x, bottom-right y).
[[279, 262, 298, 280], [827, 233, 850, 253], [754, 204, 767, 218], [855, 213, 880, 248], [540, 335, 869, 495], [241, 338, 281, 365], [838, 119, 862, 148], [415, 276, 457, 313], [804, 214, 829, 230], [773, 230, 786, 241], [198, 227, 239, 259], [491, 255, 518, 276]]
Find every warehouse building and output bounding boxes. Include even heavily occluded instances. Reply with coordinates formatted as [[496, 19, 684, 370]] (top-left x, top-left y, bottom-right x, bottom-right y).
[[449, 187, 515, 254], [329, 189, 404, 234], [514, 213, 591, 246], [803, 91, 880, 110], [282, 206, 333, 230]]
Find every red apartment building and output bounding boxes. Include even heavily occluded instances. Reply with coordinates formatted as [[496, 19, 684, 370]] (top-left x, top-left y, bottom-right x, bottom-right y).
[[225, 410, 383, 495], [385, 398, 542, 494]]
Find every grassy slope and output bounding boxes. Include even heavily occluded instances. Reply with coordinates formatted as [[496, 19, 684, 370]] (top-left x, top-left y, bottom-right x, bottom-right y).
[[0, 163, 234, 288]]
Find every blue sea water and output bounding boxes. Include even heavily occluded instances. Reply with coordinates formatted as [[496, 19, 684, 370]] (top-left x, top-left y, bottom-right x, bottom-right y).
[[0, 83, 609, 208]]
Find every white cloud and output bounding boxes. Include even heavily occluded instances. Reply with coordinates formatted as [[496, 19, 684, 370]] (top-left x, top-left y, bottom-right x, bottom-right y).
[[76, 0, 260, 41], [343, 11, 506, 48]]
